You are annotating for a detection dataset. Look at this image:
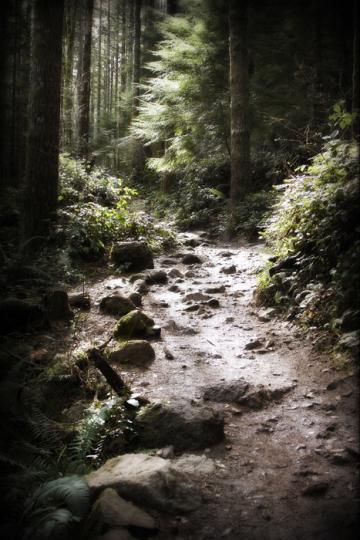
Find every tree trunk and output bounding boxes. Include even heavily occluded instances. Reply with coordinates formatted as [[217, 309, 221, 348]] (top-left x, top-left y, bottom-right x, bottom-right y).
[[96, 0, 103, 137], [0, 0, 12, 192], [352, 0, 359, 139], [22, 0, 64, 240], [167, 0, 176, 15], [133, 0, 142, 116], [229, 0, 251, 210], [78, 0, 94, 158], [62, 0, 78, 151]]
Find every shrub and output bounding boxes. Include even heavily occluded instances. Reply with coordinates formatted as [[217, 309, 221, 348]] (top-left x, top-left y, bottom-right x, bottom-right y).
[[259, 128, 359, 329]]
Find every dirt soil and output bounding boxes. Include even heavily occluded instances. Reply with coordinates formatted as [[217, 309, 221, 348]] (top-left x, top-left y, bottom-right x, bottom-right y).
[[54, 232, 359, 539]]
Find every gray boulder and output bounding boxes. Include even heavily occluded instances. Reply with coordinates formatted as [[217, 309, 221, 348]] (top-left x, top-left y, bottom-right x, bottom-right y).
[[111, 242, 154, 272], [203, 379, 294, 409], [85, 453, 202, 513], [136, 399, 224, 450], [92, 488, 156, 529], [108, 340, 155, 367]]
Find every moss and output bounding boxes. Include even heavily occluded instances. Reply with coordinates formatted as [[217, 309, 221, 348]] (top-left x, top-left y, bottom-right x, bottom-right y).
[[113, 310, 154, 339]]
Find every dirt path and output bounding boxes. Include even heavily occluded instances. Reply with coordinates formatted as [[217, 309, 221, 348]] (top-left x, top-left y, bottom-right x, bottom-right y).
[[71, 231, 359, 540]]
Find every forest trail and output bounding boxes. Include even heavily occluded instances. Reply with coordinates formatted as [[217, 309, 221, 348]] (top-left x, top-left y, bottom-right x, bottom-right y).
[[70, 231, 359, 540]]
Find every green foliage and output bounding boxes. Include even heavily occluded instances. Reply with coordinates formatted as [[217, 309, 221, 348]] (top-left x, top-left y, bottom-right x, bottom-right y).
[[230, 190, 278, 239], [58, 155, 138, 260], [132, 11, 229, 175], [259, 128, 360, 329], [21, 477, 89, 540]]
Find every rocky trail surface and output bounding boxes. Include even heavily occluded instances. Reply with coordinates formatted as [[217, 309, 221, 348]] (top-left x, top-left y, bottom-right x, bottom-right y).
[[68, 232, 359, 540]]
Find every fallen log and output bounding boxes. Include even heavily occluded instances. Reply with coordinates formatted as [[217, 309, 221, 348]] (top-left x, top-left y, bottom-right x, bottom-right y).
[[88, 348, 127, 396]]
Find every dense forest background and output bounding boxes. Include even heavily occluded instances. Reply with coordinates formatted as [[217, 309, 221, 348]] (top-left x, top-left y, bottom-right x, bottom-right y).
[[0, 1, 359, 539]]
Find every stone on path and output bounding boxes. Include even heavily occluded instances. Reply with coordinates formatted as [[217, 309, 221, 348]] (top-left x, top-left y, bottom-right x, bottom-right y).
[[221, 265, 236, 274], [181, 253, 202, 265], [184, 292, 211, 302], [114, 310, 160, 339], [136, 399, 224, 450], [108, 340, 155, 367], [203, 380, 249, 403], [92, 488, 156, 530], [145, 270, 168, 284], [205, 285, 226, 294], [69, 292, 91, 310], [257, 308, 276, 321], [100, 294, 136, 317], [203, 379, 294, 409], [111, 241, 154, 272], [85, 453, 203, 513], [168, 268, 183, 278]]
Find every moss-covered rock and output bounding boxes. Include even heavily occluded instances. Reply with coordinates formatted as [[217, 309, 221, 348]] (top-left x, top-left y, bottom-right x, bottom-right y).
[[114, 310, 158, 339]]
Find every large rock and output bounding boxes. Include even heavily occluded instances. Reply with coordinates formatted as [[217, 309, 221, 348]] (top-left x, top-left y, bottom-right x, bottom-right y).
[[100, 294, 136, 317], [111, 242, 154, 272], [92, 488, 156, 529], [108, 340, 155, 367], [136, 399, 224, 450], [85, 453, 202, 513], [203, 379, 294, 410], [114, 310, 160, 339]]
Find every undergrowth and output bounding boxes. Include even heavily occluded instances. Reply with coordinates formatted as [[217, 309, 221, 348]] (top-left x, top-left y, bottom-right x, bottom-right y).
[[257, 106, 359, 355]]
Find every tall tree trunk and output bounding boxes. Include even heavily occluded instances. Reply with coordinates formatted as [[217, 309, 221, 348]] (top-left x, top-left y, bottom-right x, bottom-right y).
[[229, 0, 251, 211], [22, 0, 64, 239], [78, 0, 94, 158], [352, 0, 359, 139], [96, 0, 103, 137], [133, 0, 142, 116], [120, 0, 127, 91], [167, 0, 176, 15], [0, 0, 13, 192], [62, 0, 78, 151]]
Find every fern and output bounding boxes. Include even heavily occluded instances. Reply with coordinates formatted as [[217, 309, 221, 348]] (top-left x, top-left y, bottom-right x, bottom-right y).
[[21, 477, 90, 540]]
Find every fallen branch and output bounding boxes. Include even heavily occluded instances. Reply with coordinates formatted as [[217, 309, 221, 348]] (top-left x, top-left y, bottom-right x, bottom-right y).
[[88, 348, 126, 396]]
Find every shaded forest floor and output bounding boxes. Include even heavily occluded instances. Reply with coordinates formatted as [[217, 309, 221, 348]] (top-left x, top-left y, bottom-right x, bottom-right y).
[[3, 230, 359, 540]]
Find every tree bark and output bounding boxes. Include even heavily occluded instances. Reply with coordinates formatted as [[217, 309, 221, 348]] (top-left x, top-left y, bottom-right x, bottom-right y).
[[22, 0, 64, 240], [229, 0, 251, 210], [167, 0, 176, 15], [78, 0, 94, 158], [88, 348, 126, 396], [0, 0, 12, 192], [133, 0, 142, 116], [62, 0, 78, 151], [352, 0, 359, 139]]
